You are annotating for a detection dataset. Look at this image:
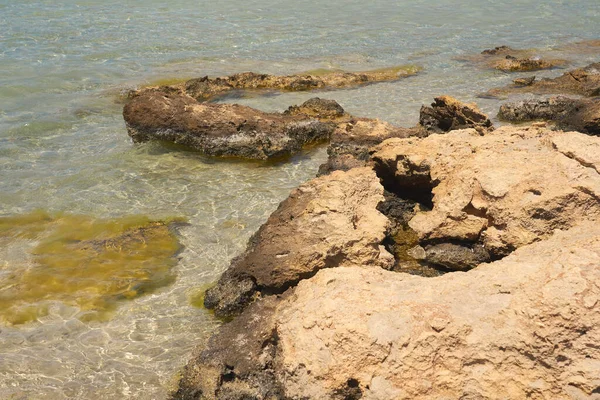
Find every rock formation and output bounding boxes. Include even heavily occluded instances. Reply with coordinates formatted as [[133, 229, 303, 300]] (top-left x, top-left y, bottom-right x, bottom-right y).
[[498, 96, 600, 135], [175, 221, 600, 400], [372, 125, 600, 257], [129, 65, 420, 103], [123, 92, 349, 160], [483, 62, 600, 98], [458, 45, 566, 72], [418, 95, 493, 133], [203, 167, 393, 318]]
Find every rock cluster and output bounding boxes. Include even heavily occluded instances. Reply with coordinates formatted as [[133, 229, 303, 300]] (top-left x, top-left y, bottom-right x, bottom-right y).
[[498, 96, 600, 135], [458, 45, 566, 72], [484, 62, 600, 98]]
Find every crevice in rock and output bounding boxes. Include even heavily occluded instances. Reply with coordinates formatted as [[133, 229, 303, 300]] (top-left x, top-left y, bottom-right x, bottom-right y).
[[332, 378, 363, 400]]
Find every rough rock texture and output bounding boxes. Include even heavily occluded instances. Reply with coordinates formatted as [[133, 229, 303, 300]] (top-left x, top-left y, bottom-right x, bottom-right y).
[[499, 96, 600, 135], [175, 221, 600, 400], [203, 167, 393, 318], [484, 62, 600, 98], [123, 91, 346, 159], [317, 119, 421, 175], [419, 95, 493, 134], [318, 95, 491, 176], [372, 125, 600, 256], [177, 66, 419, 102], [458, 46, 566, 72]]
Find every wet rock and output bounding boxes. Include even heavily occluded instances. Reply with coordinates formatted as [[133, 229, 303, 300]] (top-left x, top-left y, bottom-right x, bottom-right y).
[[495, 57, 556, 72], [513, 76, 536, 86], [372, 124, 600, 256], [123, 91, 344, 160], [203, 167, 393, 318], [498, 96, 600, 135], [135, 66, 421, 103], [481, 45, 513, 55], [176, 221, 600, 399], [421, 243, 490, 271], [419, 95, 493, 134], [284, 97, 347, 119], [483, 62, 600, 98]]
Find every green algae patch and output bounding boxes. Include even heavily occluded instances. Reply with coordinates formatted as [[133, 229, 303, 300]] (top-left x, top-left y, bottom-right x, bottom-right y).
[[0, 212, 185, 325], [188, 283, 215, 309]]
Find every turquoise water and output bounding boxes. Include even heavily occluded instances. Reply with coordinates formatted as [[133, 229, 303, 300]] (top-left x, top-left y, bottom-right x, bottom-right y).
[[1, 1, 599, 398]]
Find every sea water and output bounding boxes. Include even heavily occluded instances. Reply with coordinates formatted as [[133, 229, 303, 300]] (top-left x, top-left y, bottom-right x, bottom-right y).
[[1, 0, 599, 398]]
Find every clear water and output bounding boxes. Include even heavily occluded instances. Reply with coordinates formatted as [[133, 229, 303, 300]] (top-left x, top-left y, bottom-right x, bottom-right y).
[[1, 0, 599, 398]]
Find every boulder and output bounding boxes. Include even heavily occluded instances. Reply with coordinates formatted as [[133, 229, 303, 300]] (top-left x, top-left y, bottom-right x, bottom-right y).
[[499, 96, 600, 135], [203, 167, 393, 318], [372, 125, 600, 256], [175, 221, 600, 400], [483, 62, 600, 98], [418, 95, 493, 134], [122, 91, 345, 160]]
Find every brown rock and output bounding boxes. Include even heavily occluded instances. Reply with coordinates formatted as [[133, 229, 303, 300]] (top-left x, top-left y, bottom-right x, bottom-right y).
[[495, 57, 556, 72], [459, 46, 566, 72], [203, 167, 393, 318], [123, 91, 343, 160], [418, 95, 493, 134], [175, 221, 600, 400], [498, 96, 600, 135], [372, 125, 600, 256], [133, 65, 421, 103], [484, 62, 600, 98]]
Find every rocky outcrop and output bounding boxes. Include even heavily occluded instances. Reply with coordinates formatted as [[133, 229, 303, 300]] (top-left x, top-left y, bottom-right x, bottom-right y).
[[318, 95, 492, 176], [203, 167, 393, 318], [458, 46, 566, 72], [175, 221, 600, 400], [130, 66, 421, 103], [372, 125, 600, 257], [419, 95, 493, 134], [123, 91, 348, 160], [499, 96, 600, 135], [483, 62, 600, 98]]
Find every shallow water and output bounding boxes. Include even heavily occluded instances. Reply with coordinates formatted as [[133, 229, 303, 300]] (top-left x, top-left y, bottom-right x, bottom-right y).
[[1, 0, 599, 398]]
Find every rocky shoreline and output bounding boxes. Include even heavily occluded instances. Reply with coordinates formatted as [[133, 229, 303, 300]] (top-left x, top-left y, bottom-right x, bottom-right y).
[[121, 57, 600, 399]]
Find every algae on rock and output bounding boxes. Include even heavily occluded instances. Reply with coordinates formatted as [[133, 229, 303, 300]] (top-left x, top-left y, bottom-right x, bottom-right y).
[[0, 211, 183, 325]]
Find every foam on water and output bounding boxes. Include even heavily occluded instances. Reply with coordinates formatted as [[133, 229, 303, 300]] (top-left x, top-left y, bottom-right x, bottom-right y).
[[1, 0, 599, 398]]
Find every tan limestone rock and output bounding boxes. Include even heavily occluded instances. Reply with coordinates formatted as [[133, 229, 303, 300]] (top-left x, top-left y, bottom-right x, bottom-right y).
[[372, 125, 600, 255]]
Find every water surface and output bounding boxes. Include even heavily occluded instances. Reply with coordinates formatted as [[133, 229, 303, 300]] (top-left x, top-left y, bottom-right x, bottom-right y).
[[1, 0, 599, 398]]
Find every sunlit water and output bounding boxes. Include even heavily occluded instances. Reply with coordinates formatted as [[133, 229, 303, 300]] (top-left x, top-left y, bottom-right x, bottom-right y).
[[1, 0, 599, 398]]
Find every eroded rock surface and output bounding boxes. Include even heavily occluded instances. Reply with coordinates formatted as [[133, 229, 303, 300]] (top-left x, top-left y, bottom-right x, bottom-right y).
[[123, 91, 346, 159], [175, 221, 600, 400], [130, 66, 420, 103], [499, 96, 600, 135], [459, 46, 566, 72], [372, 125, 600, 256], [484, 62, 600, 98], [203, 167, 393, 318], [419, 95, 493, 134]]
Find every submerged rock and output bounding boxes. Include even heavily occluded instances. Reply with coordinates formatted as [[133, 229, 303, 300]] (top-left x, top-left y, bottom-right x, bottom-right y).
[[175, 221, 600, 399], [123, 91, 347, 160], [131, 65, 421, 103], [372, 124, 600, 257], [0, 212, 182, 325], [204, 167, 393, 318], [483, 62, 600, 98], [498, 96, 600, 135]]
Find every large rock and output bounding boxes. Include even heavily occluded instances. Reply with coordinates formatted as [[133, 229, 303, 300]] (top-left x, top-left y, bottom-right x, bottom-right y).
[[484, 62, 600, 98], [499, 96, 600, 135], [372, 125, 600, 256], [123, 91, 345, 159], [458, 46, 566, 72], [175, 221, 600, 399], [203, 167, 393, 318]]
